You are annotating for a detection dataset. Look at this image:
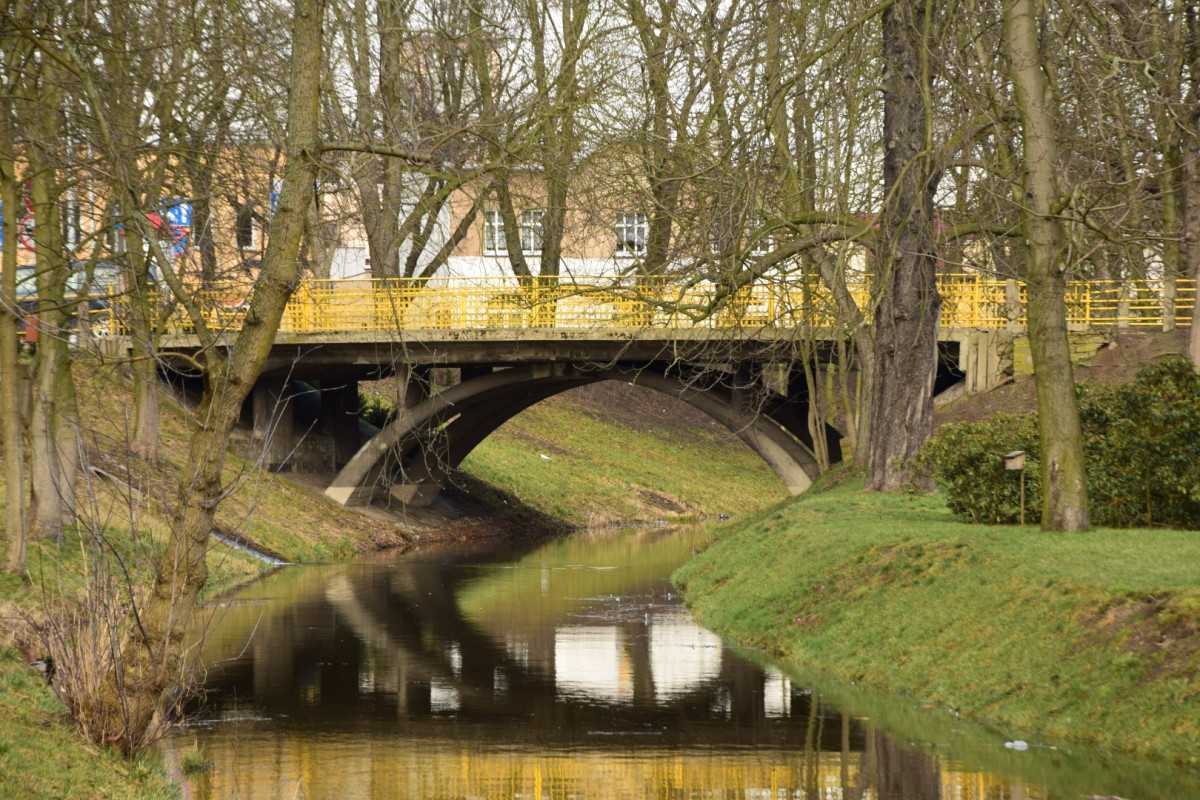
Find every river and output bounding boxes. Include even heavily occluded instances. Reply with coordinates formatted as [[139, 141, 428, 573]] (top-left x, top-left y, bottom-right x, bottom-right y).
[[165, 524, 1200, 799]]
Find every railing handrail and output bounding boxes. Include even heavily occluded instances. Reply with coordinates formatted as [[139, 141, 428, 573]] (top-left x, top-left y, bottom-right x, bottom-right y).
[[97, 274, 1196, 336]]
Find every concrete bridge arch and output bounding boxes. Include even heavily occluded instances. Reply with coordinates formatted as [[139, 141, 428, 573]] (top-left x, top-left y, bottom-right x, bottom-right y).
[[324, 362, 842, 508]]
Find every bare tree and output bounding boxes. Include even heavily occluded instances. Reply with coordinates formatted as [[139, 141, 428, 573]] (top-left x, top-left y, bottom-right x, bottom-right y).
[[0, 17, 28, 572], [327, 0, 479, 281], [1003, 0, 1089, 530], [47, 0, 328, 752]]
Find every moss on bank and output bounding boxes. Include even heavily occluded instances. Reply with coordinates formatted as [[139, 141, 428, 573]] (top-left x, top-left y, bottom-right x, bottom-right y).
[[673, 473, 1200, 765]]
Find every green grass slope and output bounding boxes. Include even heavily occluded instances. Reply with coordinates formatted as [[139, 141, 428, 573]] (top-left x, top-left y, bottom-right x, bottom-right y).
[[459, 381, 788, 526], [0, 647, 177, 799], [674, 473, 1200, 764]]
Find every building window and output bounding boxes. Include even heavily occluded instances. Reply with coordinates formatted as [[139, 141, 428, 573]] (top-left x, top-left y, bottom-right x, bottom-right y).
[[235, 204, 256, 250], [520, 210, 544, 254], [62, 191, 82, 250], [105, 208, 126, 255], [484, 209, 507, 254], [615, 212, 647, 256]]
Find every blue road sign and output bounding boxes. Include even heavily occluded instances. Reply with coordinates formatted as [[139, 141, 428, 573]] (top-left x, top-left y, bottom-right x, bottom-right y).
[[164, 199, 193, 228]]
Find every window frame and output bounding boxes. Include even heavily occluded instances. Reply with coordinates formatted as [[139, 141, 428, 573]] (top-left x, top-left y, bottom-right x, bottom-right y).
[[235, 204, 257, 251], [483, 209, 508, 255], [614, 212, 647, 257], [519, 209, 544, 254]]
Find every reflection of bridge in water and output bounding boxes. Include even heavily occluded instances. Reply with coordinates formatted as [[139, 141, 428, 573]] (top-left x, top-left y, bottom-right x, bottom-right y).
[[182, 530, 1051, 799], [132, 275, 1193, 509], [206, 542, 835, 749]]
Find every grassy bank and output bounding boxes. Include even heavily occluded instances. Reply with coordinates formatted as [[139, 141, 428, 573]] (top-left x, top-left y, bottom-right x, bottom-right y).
[[674, 472, 1200, 765], [0, 646, 177, 799], [460, 382, 786, 525]]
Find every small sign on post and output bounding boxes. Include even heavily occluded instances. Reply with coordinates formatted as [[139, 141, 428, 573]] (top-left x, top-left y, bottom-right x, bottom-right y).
[[1004, 450, 1027, 525]]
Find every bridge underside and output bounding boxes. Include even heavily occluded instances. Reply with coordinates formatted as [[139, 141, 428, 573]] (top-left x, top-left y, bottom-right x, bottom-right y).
[[325, 361, 842, 507], [153, 327, 1002, 508]]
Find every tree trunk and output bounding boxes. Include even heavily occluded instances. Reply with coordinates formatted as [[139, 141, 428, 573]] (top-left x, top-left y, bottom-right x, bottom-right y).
[[26, 117, 78, 541], [131, 358, 160, 462], [1004, 0, 1089, 530], [866, 0, 942, 491], [99, 7, 170, 465], [0, 96, 26, 573], [1186, 140, 1200, 367], [1185, 7, 1200, 369], [118, 221, 164, 464], [187, 162, 221, 286], [84, 0, 326, 753]]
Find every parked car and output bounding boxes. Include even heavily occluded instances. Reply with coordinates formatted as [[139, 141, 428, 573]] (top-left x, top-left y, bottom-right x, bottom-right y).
[[14, 265, 38, 324]]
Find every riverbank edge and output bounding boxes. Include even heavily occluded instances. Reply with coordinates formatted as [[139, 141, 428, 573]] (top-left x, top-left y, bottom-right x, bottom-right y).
[[672, 470, 1200, 767]]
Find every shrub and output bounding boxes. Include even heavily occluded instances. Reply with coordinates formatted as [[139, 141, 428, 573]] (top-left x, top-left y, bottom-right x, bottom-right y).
[[358, 391, 395, 429], [916, 413, 1041, 524], [921, 357, 1200, 528], [1081, 357, 1200, 528]]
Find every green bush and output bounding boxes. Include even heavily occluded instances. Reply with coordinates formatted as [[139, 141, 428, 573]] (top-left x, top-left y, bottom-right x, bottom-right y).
[[917, 413, 1041, 524], [921, 357, 1200, 528], [1080, 357, 1200, 528], [358, 391, 396, 429]]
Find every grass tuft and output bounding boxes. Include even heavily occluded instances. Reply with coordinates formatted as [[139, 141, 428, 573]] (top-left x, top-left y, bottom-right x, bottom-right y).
[[179, 747, 214, 776]]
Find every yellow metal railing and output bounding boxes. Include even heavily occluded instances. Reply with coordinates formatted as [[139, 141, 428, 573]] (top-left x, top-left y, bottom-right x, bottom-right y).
[[103, 275, 1197, 336]]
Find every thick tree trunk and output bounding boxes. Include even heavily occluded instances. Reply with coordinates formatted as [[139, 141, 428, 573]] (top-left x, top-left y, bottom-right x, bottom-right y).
[[1185, 15, 1200, 369], [866, 0, 942, 491], [190, 173, 220, 286], [496, 174, 534, 279], [1004, 0, 1089, 530], [129, 241, 163, 463], [1186, 142, 1200, 367], [84, 0, 326, 753], [0, 107, 25, 573], [132, 359, 160, 461], [98, 8, 169, 465], [113, 220, 164, 464]]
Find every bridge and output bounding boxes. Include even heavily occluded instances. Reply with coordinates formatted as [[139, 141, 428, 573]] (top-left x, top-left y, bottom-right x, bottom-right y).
[[115, 274, 1194, 508]]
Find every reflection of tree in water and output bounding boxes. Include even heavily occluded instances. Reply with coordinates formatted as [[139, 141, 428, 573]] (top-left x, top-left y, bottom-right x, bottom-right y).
[[868, 730, 943, 800]]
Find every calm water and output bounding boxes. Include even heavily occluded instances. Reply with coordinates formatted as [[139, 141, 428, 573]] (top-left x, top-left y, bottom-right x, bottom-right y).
[[165, 525, 1200, 799]]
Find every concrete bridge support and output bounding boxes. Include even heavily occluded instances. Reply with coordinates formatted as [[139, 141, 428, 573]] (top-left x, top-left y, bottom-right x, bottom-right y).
[[250, 378, 295, 473], [249, 378, 363, 473], [321, 381, 361, 468]]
